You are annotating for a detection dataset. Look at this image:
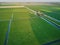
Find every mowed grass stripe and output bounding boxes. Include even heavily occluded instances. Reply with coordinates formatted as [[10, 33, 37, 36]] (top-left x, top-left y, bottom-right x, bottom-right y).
[[7, 8, 40, 45], [13, 12, 30, 20], [12, 8, 30, 13], [0, 8, 12, 12]]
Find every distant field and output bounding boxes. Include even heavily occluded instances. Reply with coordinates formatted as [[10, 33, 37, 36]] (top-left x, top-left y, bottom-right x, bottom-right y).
[[27, 5, 60, 20], [0, 5, 60, 45]]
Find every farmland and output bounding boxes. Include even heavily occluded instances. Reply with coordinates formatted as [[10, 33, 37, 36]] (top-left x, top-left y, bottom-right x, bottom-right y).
[[0, 5, 60, 45]]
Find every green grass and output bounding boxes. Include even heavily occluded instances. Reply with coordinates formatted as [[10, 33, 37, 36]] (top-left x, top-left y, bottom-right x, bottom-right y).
[[0, 6, 60, 45], [8, 19, 39, 45], [7, 10, 40, 45], [0, 21, 9, 45]]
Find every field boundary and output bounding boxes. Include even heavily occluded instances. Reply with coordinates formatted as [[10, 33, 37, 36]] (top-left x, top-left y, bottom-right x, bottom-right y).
[[44, 15, 60, 22], [41, 17, 60, 29], [4, 13, 13, 45]]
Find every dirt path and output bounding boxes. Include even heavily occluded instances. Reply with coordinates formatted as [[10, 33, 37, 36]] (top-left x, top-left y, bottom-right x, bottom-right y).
[[0, 6, 24, 8]]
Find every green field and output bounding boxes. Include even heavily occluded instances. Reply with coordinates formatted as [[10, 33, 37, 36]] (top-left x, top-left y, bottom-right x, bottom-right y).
[[0, 5, 60, 45]]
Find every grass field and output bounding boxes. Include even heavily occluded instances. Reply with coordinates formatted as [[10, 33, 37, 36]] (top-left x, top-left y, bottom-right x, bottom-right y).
[[0, 5, 60, 45]]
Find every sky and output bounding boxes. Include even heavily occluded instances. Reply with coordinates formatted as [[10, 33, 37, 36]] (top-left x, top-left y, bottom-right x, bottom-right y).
[[0, 0, 60, 2]]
